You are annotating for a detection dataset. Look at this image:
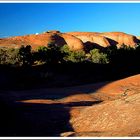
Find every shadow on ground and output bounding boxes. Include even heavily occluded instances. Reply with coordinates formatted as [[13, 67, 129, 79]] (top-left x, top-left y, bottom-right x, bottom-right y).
[[0, 72, 139, 136], [0, 98, 102, 136]]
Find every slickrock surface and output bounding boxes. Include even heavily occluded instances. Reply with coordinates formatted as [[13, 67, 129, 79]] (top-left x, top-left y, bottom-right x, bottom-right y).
[[1, 74, 140, 136], [70, 92, 140, 136], [96, 74, 140, 96]]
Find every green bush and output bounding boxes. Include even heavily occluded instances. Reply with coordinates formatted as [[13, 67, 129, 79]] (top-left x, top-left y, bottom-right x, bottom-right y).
[[6, 48, 20, 65], [18, 45, 33, 66], [3, 43, 140, 67], [0, 47, 8, 64], [0, 47, 20, 65], [35, 44, 66, 64], [34, 46, 49, 64], [89, 49, 109, 64], [63, 50, 86, 63], [60, 45, 70, 54], [0, 45, 33, 66]]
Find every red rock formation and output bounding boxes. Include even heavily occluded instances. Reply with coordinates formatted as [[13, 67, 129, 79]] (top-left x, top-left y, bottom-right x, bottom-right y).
[[67, 32, 110, 48], [60, 33, 84, 51], [0, 31, 139, 50], [68, 31, 140, 48], [0, 31, 84, 51], [0, 32, 65, 50], [101, 32, 139, 48]]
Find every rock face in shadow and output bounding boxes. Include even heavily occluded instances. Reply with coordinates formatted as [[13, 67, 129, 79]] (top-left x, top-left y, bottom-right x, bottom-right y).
[[0, 31, 139, 50]]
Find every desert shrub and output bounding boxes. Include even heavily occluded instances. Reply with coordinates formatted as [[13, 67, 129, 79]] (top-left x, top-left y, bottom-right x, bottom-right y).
[[0, 47, 8, 64], [63, 49, 86, 63], [106, 44, 140, 66], [33, 46, 49, 64], [46, 44, 64, 64], [113, 45, 134, 64], [60, 45, 70, 54], [35, 44, 86, 64], [136, 43, 140, 51], [0, 47, 20, 65], [2, 43, 140, 67], [89, 49, 109, 64], [0, 45, 34, 66], [120, 44, 135, 51], [35, 44, 67, 64], [106, 45, 117, 54], [5, 48, 20, 65], [18, 45, 33, 66]]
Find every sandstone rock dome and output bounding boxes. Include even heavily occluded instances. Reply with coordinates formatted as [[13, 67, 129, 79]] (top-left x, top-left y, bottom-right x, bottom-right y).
[[101, 32, 139, 48], [0, 31, 84, 51], [68, 31, 140, 48], [60, 33, 84, 51], [0, 30, 139, 50], [67, 32, 110, 48]]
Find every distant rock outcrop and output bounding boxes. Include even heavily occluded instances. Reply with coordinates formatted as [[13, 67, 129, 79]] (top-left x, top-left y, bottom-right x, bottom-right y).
[[0, 31, 84, 51], [101, 32, 139, 48], [67, 32, 110, 48], [0, 31, 139, 50], [68, 31, 140, 48]]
